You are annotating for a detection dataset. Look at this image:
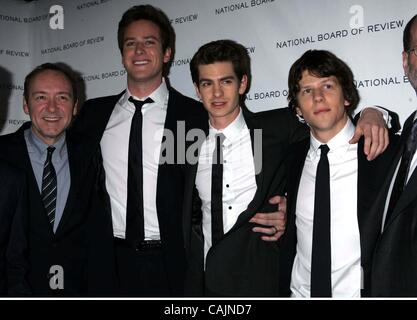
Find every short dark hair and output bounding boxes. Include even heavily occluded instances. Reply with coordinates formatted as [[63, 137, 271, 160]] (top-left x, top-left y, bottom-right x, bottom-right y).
[[24, 63, 78, 103], [190, 39, 251, 106], [403, 14, 417, 51], [117, 5, 175, 77], [287, 50, 359, 116]]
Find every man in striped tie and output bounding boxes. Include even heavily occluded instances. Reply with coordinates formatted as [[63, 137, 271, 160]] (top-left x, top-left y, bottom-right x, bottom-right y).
[[0, 63, 97, 296]]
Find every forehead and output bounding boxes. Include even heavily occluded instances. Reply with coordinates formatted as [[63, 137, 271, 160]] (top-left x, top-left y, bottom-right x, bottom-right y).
[[124, 19, 161, 39], [29, 70, 72, 91], [198, 61, 236, 79], [299, 70, 339, 85]]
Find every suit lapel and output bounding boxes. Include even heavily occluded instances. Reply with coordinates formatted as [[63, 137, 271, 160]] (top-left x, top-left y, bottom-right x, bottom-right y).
[[11, 124, 36, 175], [385, 161, 417, 228], [383, 113, 416, 230], [357, 139, 371, 246], [287, 139, 310, 218], [156, 88, 182, 238], [94, 92, 124, 144], [245, 109, 264, 191], [182, 104, 208, 252], [372, 146, 402, 232], [54, 136, 78, 236], [280, 139, 309, 285]]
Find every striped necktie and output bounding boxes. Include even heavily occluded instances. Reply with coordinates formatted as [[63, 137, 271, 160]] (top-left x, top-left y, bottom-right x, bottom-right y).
[[41, 146, 57, 228]]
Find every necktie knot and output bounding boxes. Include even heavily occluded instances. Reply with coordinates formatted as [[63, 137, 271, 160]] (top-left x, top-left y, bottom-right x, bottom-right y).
[[46, 146, 55, 161], [319, 144, 330, 157], [215, 133, 226, 148], [215, 133, 225, 141], [406, 120, 417, 153], [213, 133, 225, 165], [128, 96, 154, 110]]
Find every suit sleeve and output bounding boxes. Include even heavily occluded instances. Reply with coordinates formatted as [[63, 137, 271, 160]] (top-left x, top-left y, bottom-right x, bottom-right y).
[[70, 98, 94, 136], [83, 148, 118, 296], [353, 106, 401, 134], [184, 186, 205, 296], [280, 107, 309, 145]]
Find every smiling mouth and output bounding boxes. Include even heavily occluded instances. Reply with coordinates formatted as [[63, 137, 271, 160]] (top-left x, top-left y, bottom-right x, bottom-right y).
[[133, 60, 149, 66], [43, 117, 61, 122]]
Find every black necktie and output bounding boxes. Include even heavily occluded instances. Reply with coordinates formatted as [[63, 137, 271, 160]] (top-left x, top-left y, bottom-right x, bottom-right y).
[[385, 120, 417, 225], [125, 96, 153, 244], [211, 133, 225, 246], [311, 144, 332, 297], [41, 146, 57, 228]]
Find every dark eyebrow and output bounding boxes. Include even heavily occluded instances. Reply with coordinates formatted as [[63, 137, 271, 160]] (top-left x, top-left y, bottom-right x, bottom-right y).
[[124, 36, 160, 43], [198, 75, 236, 84], [31, 91, 72, 96], [56, 92, 72, 96], [219, 76, 235, 81]]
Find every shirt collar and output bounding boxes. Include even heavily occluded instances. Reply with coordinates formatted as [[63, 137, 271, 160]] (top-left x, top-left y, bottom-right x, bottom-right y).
[[208, 107, 246, 144], [309, 118, 355, 161], [26, 127, 67, 160], [121, 78, 169, 112]]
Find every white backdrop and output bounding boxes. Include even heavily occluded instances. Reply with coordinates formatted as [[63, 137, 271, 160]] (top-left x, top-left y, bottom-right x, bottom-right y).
[[1, 0, 416, 135]]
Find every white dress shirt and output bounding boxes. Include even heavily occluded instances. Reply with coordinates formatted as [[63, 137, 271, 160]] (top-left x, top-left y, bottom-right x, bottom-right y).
[[100, 80, 169, 240], [291, 119, 362, 297], [195, 109, 257, 262], [382, 112, 417, 230]]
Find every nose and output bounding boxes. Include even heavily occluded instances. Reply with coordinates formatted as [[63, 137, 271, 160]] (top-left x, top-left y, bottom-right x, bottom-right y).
[[135, 42, 145, 54], [47, 99, 57, 112], [213, 82, 223, 97], [313, 88, 324, 102]]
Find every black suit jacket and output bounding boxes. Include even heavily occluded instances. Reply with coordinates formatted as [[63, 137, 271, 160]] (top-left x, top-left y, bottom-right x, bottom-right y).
[[279, 131, 400, 297], [0, 122, 98, 296], [0, 160, 29, 296], [183, 106, 308, 296], [371, 112, 417, 297], [71, 86, 207, 296]]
